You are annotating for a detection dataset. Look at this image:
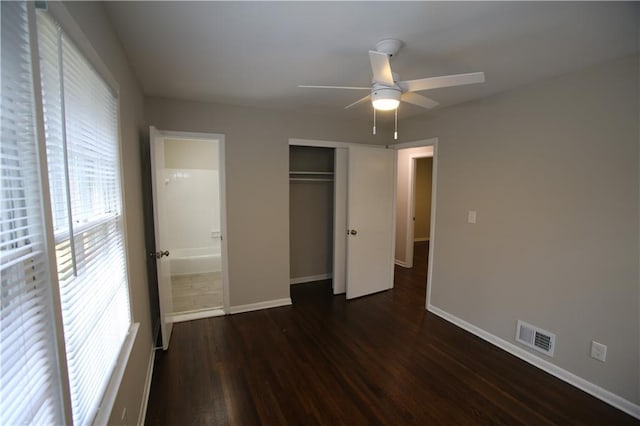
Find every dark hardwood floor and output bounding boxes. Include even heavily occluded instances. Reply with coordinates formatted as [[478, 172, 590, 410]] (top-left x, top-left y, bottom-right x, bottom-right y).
[[145, 242, 637, 425]]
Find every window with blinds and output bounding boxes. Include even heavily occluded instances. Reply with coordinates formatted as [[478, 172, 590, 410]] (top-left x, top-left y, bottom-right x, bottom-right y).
[[37, 11, 132, 426], [0, 2, 64, 425]]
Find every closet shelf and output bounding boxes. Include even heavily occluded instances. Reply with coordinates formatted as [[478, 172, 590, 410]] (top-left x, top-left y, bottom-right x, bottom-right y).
[[290, 177, 333, 183], [289, 170, 334, 183], [289, 171, 333, 175]]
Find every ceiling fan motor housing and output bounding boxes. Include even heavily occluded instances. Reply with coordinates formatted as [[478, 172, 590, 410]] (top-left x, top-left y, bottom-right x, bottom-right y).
[[372, 87, 401, 101], [371, 87, 401, 110], [375, 39, 403, 57]]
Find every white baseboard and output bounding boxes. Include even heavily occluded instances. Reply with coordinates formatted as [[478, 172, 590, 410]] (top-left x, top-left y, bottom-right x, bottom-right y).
[[394, 259, 411, 268], [230, 298, 292, 315], [427, 304, 640, 419], [290, 273, 332, 285], [168, 308, 225, 323], [414, 237, 429, 242], [137, 344, 156, 426]]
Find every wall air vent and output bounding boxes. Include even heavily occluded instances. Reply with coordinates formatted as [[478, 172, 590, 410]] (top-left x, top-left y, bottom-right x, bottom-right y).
[[515, 320, 556, 357]]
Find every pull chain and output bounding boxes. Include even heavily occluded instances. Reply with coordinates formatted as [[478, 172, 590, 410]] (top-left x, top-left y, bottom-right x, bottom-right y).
[[394, 108, 398, 140], [373, 108, 377, 135]]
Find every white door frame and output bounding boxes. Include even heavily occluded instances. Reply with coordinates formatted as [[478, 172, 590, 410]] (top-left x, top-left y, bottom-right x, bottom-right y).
[[153, 129, 230, 316], [391, 138, 438, 309]]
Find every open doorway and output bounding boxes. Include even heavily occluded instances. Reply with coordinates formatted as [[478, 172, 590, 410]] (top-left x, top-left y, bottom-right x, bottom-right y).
[[393, 139, 437, 306], [412, 157, 433, 273], [148, 128, 230, 349]]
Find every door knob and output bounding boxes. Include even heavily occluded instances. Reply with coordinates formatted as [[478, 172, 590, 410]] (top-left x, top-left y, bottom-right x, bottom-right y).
[[350, 229, 357, 235], [152, 250, 170, 259]]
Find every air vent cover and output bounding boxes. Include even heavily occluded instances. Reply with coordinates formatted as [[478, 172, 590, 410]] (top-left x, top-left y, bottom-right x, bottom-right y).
[[516, 320, 555, 357]]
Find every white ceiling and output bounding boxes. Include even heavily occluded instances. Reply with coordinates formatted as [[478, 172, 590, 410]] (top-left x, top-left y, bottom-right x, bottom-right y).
[[105, 1, 639, 120]]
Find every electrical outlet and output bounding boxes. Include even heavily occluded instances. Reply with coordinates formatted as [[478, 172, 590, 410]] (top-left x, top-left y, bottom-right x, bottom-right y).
[[590, 341, 607, 362], [121, 407, 127, 426]]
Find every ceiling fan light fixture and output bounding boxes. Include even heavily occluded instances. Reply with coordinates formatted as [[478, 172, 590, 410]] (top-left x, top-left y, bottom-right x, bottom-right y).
[[371, 88, 401, 111]]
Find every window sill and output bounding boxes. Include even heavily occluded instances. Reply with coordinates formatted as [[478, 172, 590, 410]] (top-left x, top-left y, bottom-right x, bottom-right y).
[[92, 322, 140, 426]]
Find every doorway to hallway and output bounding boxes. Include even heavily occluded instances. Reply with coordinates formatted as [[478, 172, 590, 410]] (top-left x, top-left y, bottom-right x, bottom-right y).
[[393, 139, 437, 308]]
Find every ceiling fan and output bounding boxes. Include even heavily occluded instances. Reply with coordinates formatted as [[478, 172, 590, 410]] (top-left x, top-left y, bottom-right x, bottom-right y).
[[300, 39, 485, 137]]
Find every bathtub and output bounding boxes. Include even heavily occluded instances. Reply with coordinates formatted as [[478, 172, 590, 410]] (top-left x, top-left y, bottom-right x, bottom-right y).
[[169, 245, 221, 276]]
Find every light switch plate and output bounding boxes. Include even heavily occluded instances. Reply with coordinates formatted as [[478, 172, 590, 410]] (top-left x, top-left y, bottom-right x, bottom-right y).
[[590, 341, 607, 362], [467, 210, 477, 224]]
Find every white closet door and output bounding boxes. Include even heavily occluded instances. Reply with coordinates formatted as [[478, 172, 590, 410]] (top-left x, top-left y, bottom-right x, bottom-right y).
[[150, 126, 174, 349], [332, 148, 348, 294], [346, 145, 396, 299]]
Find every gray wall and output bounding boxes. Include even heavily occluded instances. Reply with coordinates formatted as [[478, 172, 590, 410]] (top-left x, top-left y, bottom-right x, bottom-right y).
[[62, 2, 151, 424], [145, 98, 375, 306], [399, 55, 640, 403]]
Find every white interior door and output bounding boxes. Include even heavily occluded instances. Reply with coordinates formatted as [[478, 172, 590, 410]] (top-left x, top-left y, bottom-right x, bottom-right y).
[[149, 126, 173, 350], [346, 145, 396, 299], [332, 148, 348, 294]]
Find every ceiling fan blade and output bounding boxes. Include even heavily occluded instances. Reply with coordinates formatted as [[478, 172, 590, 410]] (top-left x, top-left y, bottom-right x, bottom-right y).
[[299, 85, 371, 90], [345, 95, 371, 109], [401, 92, 439, 109], [368, 51, 394, 86], [399, 72, 485, 92]]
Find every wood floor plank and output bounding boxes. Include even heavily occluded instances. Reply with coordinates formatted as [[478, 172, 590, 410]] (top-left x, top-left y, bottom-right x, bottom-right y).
[[145, 242, 638, 425]]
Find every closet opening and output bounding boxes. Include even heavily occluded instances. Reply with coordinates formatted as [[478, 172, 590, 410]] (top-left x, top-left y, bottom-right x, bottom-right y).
[[289, 146, 336, 302]]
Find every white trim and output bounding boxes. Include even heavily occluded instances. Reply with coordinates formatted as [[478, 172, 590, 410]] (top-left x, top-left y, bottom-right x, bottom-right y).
[[390, 149, 398, 290], [406, 157, 417, 267], [28, 3, 74, 422], [168, 309, 225, 323], [426, 142, 438, 310], [136, 345, 156, 426], [46, 2, 119, 94], [332, 148, 348, 295], [394, 260, 410, 268], [290, 273, 332, 285], [92, 323, 140, 426], [218, 137, 231, 315], [288, 138, 383, 149], [229, 298, 292, 315], [153, 129, 222, 142], [414, 237, 429, 242], [391, 138, 439, 150], [427, 305, 640, 420]]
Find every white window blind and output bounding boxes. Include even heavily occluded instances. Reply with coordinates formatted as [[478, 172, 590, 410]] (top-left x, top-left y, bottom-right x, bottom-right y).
[[0, 2, 64, 424], [37, 11, 131, 426]]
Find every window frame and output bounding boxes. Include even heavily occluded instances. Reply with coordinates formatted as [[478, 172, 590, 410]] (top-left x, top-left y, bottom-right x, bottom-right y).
[[24, 2, 139, 424]]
